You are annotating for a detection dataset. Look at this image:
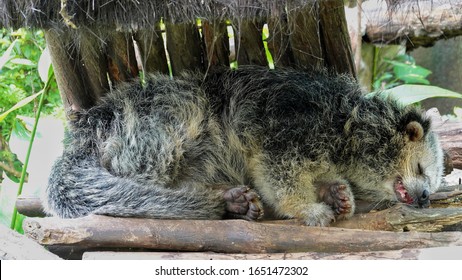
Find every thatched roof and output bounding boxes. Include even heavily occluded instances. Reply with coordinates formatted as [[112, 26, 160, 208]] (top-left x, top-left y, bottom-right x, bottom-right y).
[[0, 0, 312, 30]]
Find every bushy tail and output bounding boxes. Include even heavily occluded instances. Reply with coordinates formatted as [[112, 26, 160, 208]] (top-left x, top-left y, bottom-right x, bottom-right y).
[[44, 152, 227, 219]]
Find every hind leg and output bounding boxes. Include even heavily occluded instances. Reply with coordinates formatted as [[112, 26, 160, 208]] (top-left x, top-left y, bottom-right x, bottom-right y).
[[222, 186, 263, 220], [315, 180, 355, 220]]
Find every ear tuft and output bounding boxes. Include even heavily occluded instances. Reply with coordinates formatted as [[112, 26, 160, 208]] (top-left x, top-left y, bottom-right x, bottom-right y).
[[406, 121, 424, 142]]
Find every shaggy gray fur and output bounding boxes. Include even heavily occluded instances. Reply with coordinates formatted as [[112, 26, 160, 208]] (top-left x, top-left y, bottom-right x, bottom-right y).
[[44, 66, 444, 226]]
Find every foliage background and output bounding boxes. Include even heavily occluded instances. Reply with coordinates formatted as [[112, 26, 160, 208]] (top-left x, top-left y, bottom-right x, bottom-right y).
[[0, 28, 63, 230]]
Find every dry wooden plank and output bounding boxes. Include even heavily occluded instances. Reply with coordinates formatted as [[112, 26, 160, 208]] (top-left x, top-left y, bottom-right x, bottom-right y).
[[82, 246, 462, 260], [0, 224, 61, 260], [23, 215, 462, 254]]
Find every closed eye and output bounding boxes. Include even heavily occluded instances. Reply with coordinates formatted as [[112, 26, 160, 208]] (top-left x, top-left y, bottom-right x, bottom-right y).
[[417, 163, 424, 175]]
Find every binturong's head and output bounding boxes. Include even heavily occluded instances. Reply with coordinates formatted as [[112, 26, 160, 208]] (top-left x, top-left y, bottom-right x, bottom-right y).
[[390, 115, 444, 208]]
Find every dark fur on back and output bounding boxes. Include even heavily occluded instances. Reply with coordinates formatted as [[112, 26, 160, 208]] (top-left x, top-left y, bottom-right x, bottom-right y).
[[44, 66, 443, 225]]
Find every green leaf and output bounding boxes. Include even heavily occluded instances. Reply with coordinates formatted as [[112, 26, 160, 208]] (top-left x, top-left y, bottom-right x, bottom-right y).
[[383, 59, 432, 82], [12, 118, 32, 140], [0, 91, 43, 122], [397, 74, 430, 85], [395, 64, 431, 80], [0, 151, 26, 183], [38, 47, 52, 83], [367, 85, 462, 105], [394, 54, 415, 64], [0, 39, 17, 70]]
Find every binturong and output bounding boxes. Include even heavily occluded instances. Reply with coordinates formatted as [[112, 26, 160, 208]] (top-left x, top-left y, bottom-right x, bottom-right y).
[[43, 66, 445, 226]]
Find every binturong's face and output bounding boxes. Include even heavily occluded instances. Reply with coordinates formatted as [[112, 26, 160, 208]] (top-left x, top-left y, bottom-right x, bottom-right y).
[[389, 122, 444, 208]]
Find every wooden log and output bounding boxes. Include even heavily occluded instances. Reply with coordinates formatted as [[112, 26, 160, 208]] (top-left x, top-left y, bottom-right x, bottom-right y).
[[78, 30, 110, 101], [45, 30, 98, 110], [363, 1, 462, 49], [16, 196, 45, 217], [134, 27, 169, 74], [233, 20, 268, 66], [287, 2, 323, 69], [202, 21, 230, 69], [319, 0, 356, 76], [332, 204, 462, 232], [82, 246, 462, 260], [166, 22, 204, 75], [23, 215, 462, 254], [430, 188, 462, 208], [0, 224, 61, 260]]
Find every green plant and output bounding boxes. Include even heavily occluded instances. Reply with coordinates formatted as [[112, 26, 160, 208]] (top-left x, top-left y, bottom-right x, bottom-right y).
[[0, 28, 60, 184], [373, 54, 432, 90], [0, 28, 61, 231], [369, 53, 462, 106]]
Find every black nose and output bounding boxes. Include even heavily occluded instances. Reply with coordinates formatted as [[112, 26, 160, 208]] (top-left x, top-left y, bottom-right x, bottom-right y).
[[418, 189, 430, 208]]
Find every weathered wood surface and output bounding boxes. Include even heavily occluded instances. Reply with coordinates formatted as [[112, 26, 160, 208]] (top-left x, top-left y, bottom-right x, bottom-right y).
[[363, 0, 462, 49], [82, 246, 462, 260], [0, 224, 61, 260], [16, 196, 45, 218], [332, 204, 462, 232], [23, 215, 462, 254]]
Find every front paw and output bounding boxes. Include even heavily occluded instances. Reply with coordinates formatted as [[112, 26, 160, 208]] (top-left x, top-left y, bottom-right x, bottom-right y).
[[301, 203, 335, 226], [316, 180, 355, 220]]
